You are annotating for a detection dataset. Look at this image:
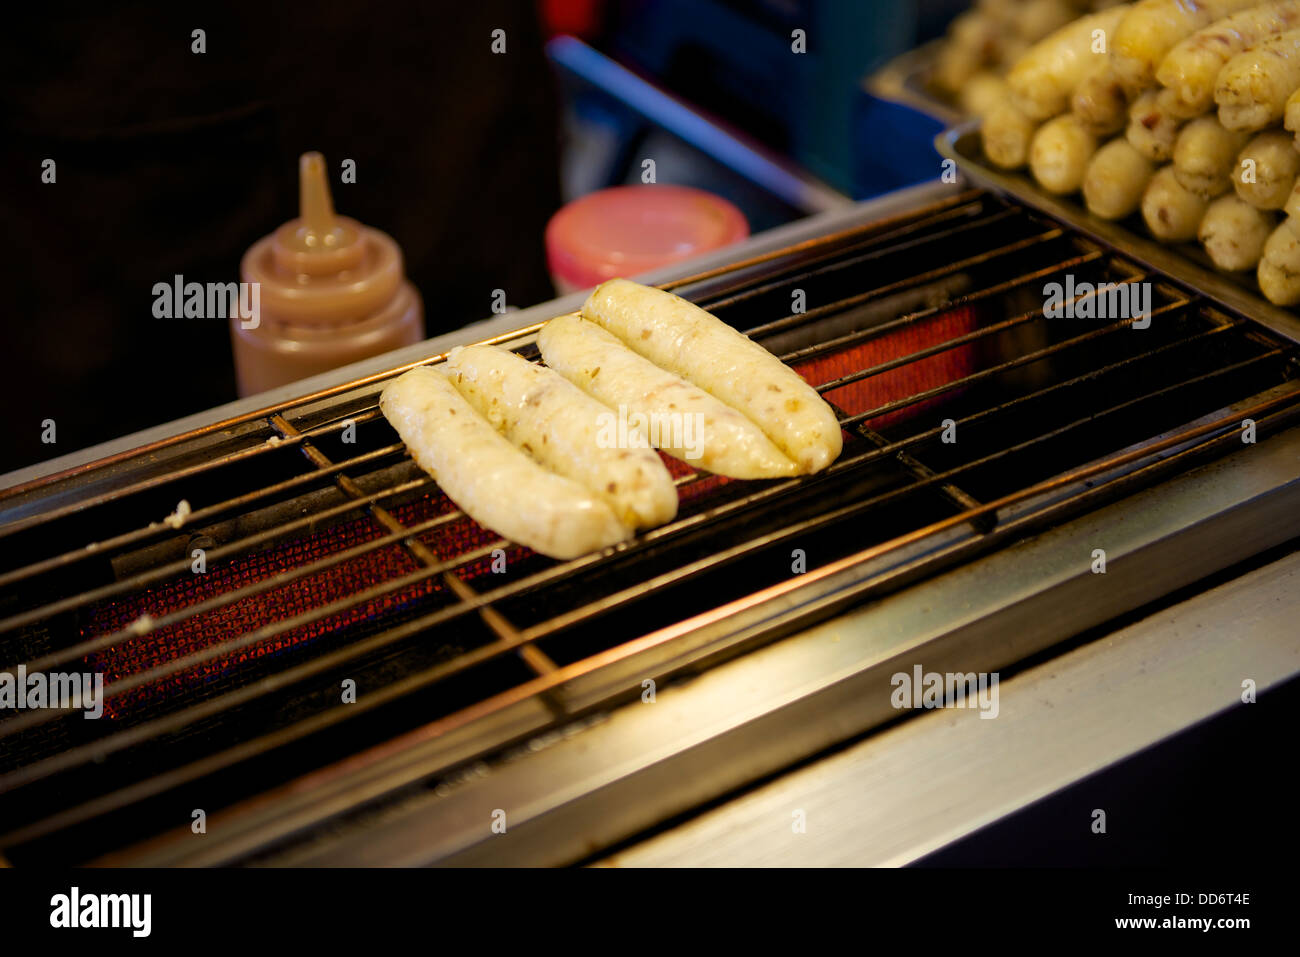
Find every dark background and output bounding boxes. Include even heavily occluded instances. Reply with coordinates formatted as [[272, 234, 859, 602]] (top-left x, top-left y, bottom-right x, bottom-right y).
[[0, 3, 562, 475], [0, 1, 970, 478]]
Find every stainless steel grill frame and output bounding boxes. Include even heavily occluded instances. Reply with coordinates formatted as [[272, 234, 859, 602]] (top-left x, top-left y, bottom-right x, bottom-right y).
[[2, 185, 1298, 866]]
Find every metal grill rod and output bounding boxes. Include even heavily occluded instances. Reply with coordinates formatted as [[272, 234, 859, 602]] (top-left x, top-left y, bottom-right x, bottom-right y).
[[839, 301, 1198, 427], [4, 356, 1292, 797], [0, 238, 1137, 618], [18, 510, 475, 676], [2, 459, 716, 672], [682, 197, 996, 310], [0, 197, 995, 511], [85, 403, 1300, 866], [6, 388, 1296, 852], [774, 249, 1104, 362], [5, 464, 715, 676], [511, 357, 1292, 643], [0, 197, 1062, 565], [723, 226, 1063, 342], [0, 408, 387, 541], [0, 475, 435, 637], [0, 294, 1246, 743], [2, 225, 1080, 630], [0, 300, 1251, 709], [813, 275, 1161, 394], [657, 189, 987, 293], [0, 441, 409, 591], [700, 205, 1023, 314], [268, 415, 562, 687]]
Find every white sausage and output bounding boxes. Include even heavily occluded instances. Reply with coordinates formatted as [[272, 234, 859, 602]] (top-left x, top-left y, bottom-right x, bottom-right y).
[[1199, 195, 1276, 270], [1232, 129, 1300, 210], [582, 279, 843, 474], [538, 314, 797, 479], [1156, 1, 1300, 118], [1141, 165, 1209, 241], [1072, 60, 1129, 135], [982, 100, 1039, 169], [443, 344, 677, 531], [1007, 6, 1131, 120], [1258, 218, 1300, 303], [380, 367, 631, 559], [1172, 117, 1251, 198], [1215, 28, 1300, 132], [1031, 114, 1099, 193], [1083, 138, 1155, 220], [1126, 89, 1183, 162], [1112, 0, 1258, 92]]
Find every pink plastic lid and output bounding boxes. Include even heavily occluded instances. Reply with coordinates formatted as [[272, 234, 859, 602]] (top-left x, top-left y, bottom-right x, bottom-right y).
[[546, 185, 749, 291]]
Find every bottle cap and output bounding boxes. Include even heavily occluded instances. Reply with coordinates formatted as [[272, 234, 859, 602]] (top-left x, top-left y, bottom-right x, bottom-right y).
[[241, 151, 402, 324], [546, 185, 748, 292]]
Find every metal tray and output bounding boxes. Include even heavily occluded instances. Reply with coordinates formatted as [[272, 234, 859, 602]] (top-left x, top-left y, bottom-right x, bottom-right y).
[[935, 121, 1300, 346], [864, 40, 965, 127]]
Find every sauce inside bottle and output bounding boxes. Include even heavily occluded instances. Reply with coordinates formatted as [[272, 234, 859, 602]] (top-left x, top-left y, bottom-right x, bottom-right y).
[[231, 151, 424, 395]]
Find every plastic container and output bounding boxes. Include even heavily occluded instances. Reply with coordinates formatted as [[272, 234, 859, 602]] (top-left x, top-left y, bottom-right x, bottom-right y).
[[231, 152, 424, 395], [545, 184, 748, 295]]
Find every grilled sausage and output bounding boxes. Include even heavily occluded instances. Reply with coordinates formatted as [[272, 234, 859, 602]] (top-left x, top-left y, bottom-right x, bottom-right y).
[[380, 367, 631, 560], [581, 279, 843, 474], [1232, 129, 1300, 210], [1283, 85, 1300, 145], [975, 0, 1018, 27], [1083, 137, 1155, 219], [982, 100, 1040, 169], [1112, 0, 1258, 92], [1007, 5, 1130, 120], [442, 344, 677, 531], [1156, 1, 1300, 118], [1199, 195, 1277, 270], [960, 71, 1009, 119], [932, 25, 989, 95], [1141, 165, 1209, 241], [996, 36, 1031, 71], [538, 314, 796, 479], [1172, 116, 1251, 197], [1257, 218, 1300, 303], [1031, 114, 1099, 194], [1126, 88, 1183, 161], [1283, 176, 1300, 219], [1072, 60, 1130, 136], [1215, 28, 1300, 132], [1016, 0, 1076, 42]]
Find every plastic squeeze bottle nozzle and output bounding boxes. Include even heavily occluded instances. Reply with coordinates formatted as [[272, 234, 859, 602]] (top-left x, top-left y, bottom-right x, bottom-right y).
[[231, 151, 424, 395]]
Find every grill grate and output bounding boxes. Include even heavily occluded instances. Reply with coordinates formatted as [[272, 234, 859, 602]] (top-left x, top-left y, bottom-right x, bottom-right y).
[[1, 189, 1298, 865]]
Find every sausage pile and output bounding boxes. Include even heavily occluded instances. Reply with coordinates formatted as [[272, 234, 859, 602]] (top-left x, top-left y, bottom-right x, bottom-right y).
[[380, 280, 843, 559], [978, 0, 1300, 305], [927, 0, 1121, 117]]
